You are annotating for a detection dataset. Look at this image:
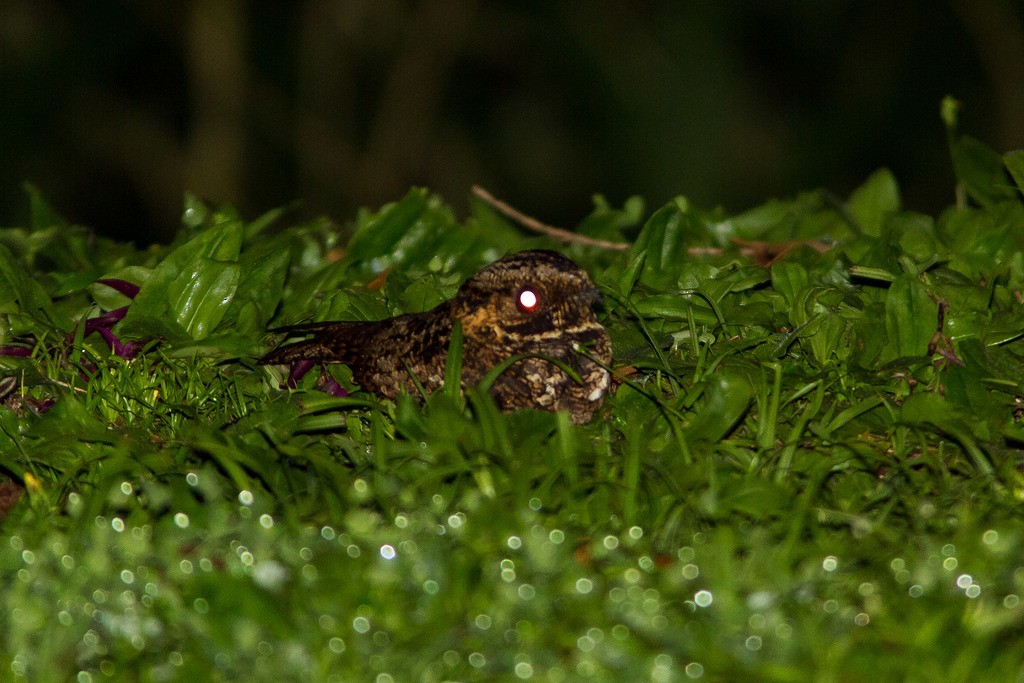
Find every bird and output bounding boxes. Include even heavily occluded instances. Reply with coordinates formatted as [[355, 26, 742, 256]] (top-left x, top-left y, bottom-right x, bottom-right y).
[[262, 249, 613, 423]]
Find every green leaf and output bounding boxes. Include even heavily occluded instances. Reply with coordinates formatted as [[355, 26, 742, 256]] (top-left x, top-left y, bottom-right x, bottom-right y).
[[221, 235, 290, 335], [770, 261, 809, 307], [685, 369, 755, 444], [346, 189, 430, 267], [951, 136, 1017, 207], [847, 168, 900, 237], [628, 198, 697, 288], [25, 183, 67, 232], [0, 243, 56, 328], [884, 274, 936, 360], [121, 218, 243, 341], [1004, 150, 1024, 195]]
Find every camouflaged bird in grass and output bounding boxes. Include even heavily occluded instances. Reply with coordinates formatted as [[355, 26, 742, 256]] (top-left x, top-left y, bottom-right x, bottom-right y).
[[263, 250, 613, 424]]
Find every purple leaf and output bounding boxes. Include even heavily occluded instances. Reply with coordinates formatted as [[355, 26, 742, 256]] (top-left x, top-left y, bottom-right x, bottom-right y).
[[94, 327, 144, 359], [319, 374, 349, 398], [285, 360, 315, 388], [82, 306, 128, 336], [96, 278, 140, 299], [0, 346, 32, 357]]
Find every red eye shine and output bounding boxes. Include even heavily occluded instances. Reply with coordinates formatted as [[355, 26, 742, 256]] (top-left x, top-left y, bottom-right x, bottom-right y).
[[517, 288, 539, 311]]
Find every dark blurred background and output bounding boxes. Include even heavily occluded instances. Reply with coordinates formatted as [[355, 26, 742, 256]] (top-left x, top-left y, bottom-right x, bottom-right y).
[[1, 1, 1022, 244]]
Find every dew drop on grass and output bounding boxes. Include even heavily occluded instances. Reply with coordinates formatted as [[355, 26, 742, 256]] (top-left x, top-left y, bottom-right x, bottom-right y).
[[602, 535, 619, 550], [982, 529, 999, 545], [120, 569, 134, 585], [548, 529, 564, 544], [682, 564, 699, 580], [854, 612, 870, 626], [684, 661, 704, 678], [965, 584, 981, 598], [628, 526, 643, 540], [943, 557, 958, 571], [517, 584, 536, 600], [577, 635, 595, 652], [186, 472, 199, 486], [528, 497, 542, 511], [111, 518, 125, 533], [514, 662, 533, 679], [468, 652, 486, 668], [474, 614, 492, 629], [576, 578, 593, 594], [1004, 594, 1020, 608], [253, 561, 287, 589], [321, 525, 336, 540], [380, 544, 396, 560], [173, 513, 189, 529], [694, 590, 713, 607], [745, 635, 763, 651], [238, 490, 254, 506], [352, 617, 370, 633], [120, 481, 133, 496], [507, 535, 522, 550], [822, 556, 838, 572]]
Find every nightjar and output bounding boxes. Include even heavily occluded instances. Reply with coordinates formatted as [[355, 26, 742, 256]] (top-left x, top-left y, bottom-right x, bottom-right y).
[[262, 249, 613, 423]]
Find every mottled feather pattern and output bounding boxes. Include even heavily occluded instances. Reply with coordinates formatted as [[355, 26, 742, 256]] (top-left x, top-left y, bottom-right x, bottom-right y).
[[263, 250, 613, 423]]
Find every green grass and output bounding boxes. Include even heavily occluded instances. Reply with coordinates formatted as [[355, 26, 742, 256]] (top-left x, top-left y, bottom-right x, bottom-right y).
[[4, 103, 1024, 681]]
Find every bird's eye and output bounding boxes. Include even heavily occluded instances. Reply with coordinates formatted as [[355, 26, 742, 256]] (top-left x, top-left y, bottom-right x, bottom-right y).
[[516, 287, 540, 312]]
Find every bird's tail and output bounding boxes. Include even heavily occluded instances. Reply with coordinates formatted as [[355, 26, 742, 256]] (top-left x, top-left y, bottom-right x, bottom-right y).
[[261, 321, 376, 365]]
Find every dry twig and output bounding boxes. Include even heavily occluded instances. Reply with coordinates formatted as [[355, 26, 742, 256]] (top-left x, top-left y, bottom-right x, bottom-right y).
[[471, 185, 630, 251]]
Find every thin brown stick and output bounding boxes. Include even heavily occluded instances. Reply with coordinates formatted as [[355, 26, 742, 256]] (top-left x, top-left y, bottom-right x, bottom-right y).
[[471, 185, 630, 251]]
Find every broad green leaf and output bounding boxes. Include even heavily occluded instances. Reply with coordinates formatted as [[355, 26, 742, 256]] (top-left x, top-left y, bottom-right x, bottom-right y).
[[808, 312, 847, 366], [884, 274, 936, 360], [951, 136, 1018, 207], [221, 235, 290, 335], [771, 261, 808, 306], [25, 183, 67, 232], [685, 368, 755, 444], [847, 168, 900, 237], [346, 189, 430, 267], [121, 218, 243, 340], [0, 243, 56, 327], [1005, 150, 1024, 194], [628, 198, 696, 288]]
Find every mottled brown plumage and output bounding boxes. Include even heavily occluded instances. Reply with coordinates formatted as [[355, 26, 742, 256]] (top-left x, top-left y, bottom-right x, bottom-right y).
[[263, 249, 613, 423]]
